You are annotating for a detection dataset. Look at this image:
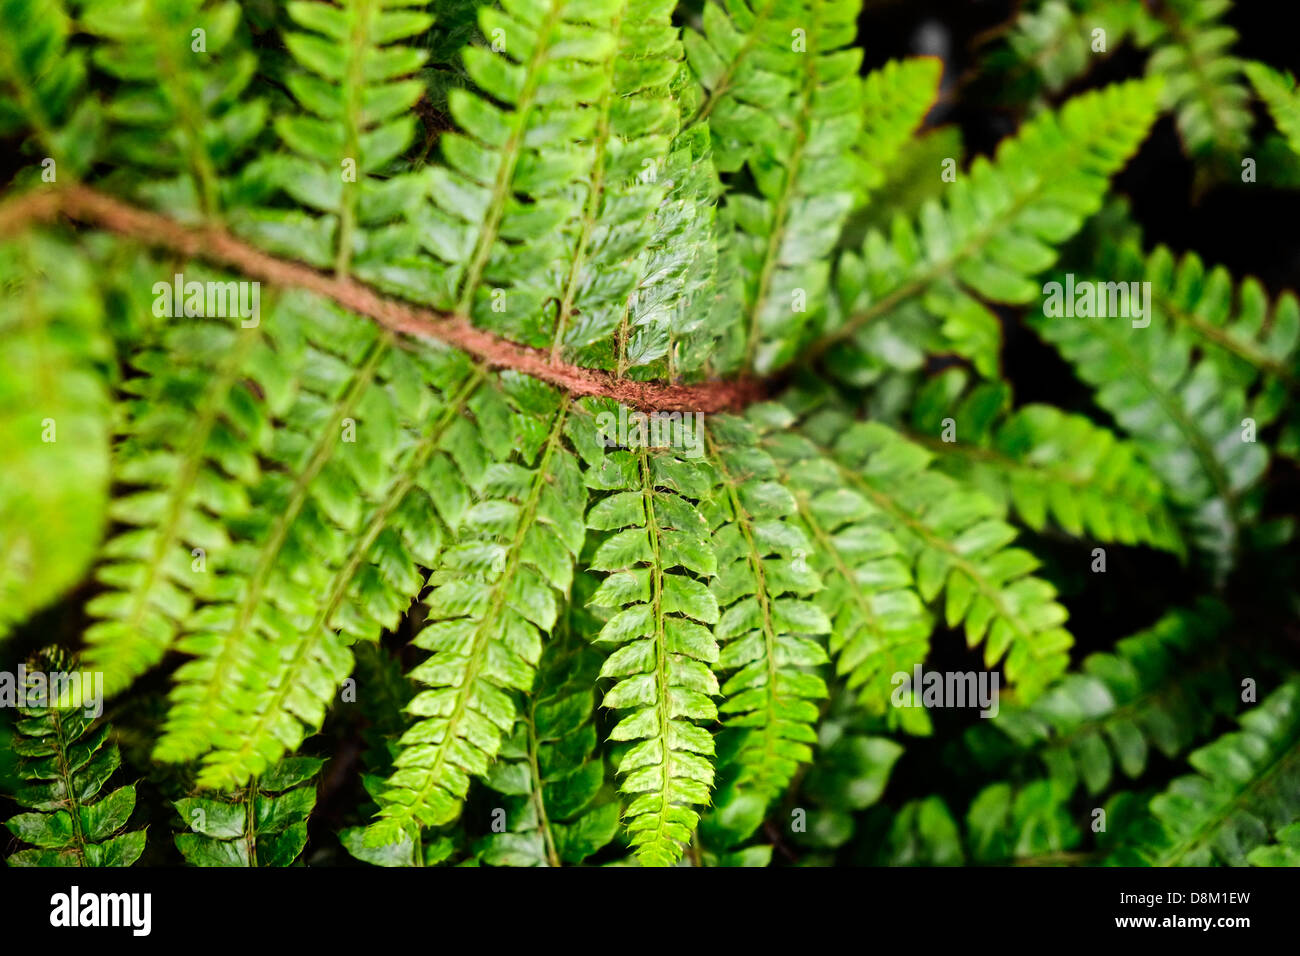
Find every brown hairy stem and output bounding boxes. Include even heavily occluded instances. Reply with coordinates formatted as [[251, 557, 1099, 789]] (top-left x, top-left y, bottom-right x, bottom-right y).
[[0, 185, 764, 414]]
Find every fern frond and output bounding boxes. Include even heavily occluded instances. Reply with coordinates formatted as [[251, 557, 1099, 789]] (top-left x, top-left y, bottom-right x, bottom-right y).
[[1245, 61, 1300, 160], [83, 270, 275, 693], [1132, 239, 1300, 402], [341, 772, 461, 865], [1, 0, 1296, 876], [846, 125, 963, 241], [794, 400, 1073, 702], [138, 290, 487, 784], [0, 0, 100, 175], [4, 648, 146, 867], [1031, 232, 1289, 571], [421, 0, 481, 99], [967, 602, 1240, 796], [350, 640, 418, 777], [604, 51, 729, 381], [693, 779, 773, 865], [1002, 1, 1101, 96], [873, 776, 1081, 866], [852, 57, 943, 210], [335, 644, 450, 867], [704, 411, 830, 804], [721, 0, 864, 373], [404, 0, 618, 341], [549, 0, 682, 370], [978, 0, 1151, 109], [757, 402, 932, 711], [367, 379, 595, 843], [191, 345, 487, 788], [790, 690, 904, 856], [1137, 240, 1300, 462], [147, 294, 431, 774], [620, 105, 721, 379], [584, 403, 721, 866], [817, 78, 1162, 382], [869, 795, 964, 865], [963, 779, 1078, 864], [1144, 0, 1250, 161], [1247, 822, 1300, 866], [477, 622, 618, 866], [1111, 677, 1300, 866], [907, 368, 1185, 555], [253, 0, 433, 277], [82, 0, 266, 218], [173, 757, 321, 866], [683, 0, 807, 173], [0, 235, 111, 639]]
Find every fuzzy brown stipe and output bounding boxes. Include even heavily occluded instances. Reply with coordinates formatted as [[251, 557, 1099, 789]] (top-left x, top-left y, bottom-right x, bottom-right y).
[[0, 185, 764, 414]]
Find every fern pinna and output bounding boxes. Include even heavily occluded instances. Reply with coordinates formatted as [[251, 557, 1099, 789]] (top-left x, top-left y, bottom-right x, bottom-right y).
[[1, 0, 1298, 871]]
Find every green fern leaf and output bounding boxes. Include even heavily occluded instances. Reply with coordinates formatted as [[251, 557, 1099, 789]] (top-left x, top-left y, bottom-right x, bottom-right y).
[[853, 57, 943, 209], [619, 98, 722, 379], [908, 368, 1185, 555], [1032, 230, 1290, 572], [148, 294, 424, 774], [964, 778, 1078, 864], [173, 756, 321, 866], [334, 644, 446, 867], [683, 0, 809, 173], [1144, 0, 1250, 161], [1245, 61, 1300, 160], [4, 648, 146, 867], [82, 0, 266, 217], [584, 402, 721, 866], [716, 0, 864, 373], [1247, 822, 1300, 866], [366, 380, 596, 843], [846, 124, 963, 242], [704, 411, 830, 803], [191, 345, 487, 787], [1138, 240, 1300, 463], [818, 78, 1162, 382], [789, 690, 904, 856], [477, 619, 619, 866], [401, 0, 618, 335], [876, 776, 1078, 866], [251, 0, 433, 277], [0, 0, 101, 175], [978, 0, 1152, 108], [1112, 677, 1300, 866], [757, 401, 932, 711], [83, 272, 270, 693], [0, 236, 111, 639], [968, 602, 1242, 796], [871, 795, 964, 865], [795, 400, 1074, 703], [549, 0, 682, 369], [139, 291, 480, 784]]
